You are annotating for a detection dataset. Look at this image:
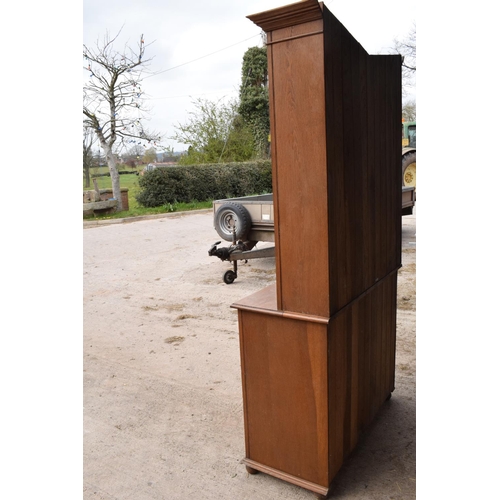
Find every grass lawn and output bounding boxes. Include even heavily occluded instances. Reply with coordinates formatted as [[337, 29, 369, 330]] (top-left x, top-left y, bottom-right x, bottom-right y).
[[83, 171, 212, 220]]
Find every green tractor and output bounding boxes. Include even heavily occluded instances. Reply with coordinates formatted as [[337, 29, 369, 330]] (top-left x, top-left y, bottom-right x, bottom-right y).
[[402, 121, 416, 188]]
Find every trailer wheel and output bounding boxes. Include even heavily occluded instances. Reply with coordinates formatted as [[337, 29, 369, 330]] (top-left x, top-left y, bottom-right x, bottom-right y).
[[402, 152, 416, 188], [223, 270, 237, 284], [214, 202, 251, 242]]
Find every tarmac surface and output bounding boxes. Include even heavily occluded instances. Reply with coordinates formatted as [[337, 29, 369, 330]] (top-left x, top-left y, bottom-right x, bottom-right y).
[[83, 209, 416, 499]]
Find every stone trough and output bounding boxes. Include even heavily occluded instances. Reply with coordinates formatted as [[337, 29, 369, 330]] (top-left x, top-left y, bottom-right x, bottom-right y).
[[83, 180, 129, 217]]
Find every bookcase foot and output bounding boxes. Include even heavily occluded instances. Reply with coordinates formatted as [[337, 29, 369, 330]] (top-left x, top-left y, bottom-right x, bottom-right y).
[[246, 465, 259, 475]]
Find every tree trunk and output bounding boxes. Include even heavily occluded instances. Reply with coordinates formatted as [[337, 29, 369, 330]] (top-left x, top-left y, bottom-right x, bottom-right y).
[[84, 165, 91, 188], [103, 145, 123, 211]]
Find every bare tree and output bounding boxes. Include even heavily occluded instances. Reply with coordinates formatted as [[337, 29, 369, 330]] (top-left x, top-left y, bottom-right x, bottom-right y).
[[83, 127, 96, 188], [402, 99, 416, 122], [83, 30, 161, 210], [127, 144, 146, 161], [143, 147, 157, 164], [393, 22, 416, 95]]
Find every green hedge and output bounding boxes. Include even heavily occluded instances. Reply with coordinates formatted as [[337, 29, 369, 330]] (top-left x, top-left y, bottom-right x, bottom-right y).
[[91, 170, 138, 177], [136, 160, 272, 207]]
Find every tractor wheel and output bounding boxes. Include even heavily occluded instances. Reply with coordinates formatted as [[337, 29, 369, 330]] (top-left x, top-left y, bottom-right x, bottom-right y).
[[402, 152, 416, 188], [214, 202, 251, 242]]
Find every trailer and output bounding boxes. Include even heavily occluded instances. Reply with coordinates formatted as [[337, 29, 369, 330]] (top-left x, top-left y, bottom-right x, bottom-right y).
[[209, 187, 415, 283], [208, 194, 275, 284]]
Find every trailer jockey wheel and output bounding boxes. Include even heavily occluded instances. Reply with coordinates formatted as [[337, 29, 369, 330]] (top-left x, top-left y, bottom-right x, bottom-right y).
[[223, 270, 237, 284]]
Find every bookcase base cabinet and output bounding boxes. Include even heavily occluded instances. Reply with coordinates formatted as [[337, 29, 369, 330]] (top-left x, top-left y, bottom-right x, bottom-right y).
[[232, 275, 397, 497]]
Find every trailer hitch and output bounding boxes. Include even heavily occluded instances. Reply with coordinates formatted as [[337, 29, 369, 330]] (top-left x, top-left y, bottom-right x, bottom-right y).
[[208, 234, 253, 284], [208, 240, 252, 262], [208, 230, 275, 284], [208, 240, 276, 284]]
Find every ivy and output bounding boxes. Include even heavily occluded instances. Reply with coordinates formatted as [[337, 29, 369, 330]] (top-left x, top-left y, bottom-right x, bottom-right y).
[[238, 46, 270, 158]]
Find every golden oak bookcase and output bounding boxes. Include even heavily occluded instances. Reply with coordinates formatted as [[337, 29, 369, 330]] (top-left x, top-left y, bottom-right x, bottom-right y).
[[231, 1, 402, 497]]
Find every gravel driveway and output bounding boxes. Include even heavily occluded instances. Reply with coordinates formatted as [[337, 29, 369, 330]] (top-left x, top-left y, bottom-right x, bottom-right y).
[[83, 209, 416, 499]]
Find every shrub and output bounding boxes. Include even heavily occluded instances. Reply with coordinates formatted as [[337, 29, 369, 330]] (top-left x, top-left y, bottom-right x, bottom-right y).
[[136, 161, 272, 207], [90, 170, 138, 177]]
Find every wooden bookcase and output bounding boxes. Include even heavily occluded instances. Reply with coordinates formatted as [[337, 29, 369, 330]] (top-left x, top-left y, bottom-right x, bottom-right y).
[[231, 1, 402, 497]]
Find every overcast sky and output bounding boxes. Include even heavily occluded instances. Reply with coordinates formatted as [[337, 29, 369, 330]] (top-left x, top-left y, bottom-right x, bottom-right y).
[[83, 0, 416, 153]]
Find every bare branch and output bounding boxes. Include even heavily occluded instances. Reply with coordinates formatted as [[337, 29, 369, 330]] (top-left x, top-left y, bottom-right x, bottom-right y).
[[390, 22, 416, 96], [83, 31, 162, 210]]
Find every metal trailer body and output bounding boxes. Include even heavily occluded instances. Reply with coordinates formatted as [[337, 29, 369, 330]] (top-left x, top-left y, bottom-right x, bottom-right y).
[[213, 194, 275, 243], [209, 188, 415, 283]]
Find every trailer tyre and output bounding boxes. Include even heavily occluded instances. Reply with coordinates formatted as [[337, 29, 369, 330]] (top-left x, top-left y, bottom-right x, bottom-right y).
[[214, 202, 251, 242], [402, 152, 416, 188]]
